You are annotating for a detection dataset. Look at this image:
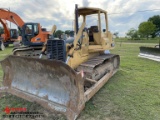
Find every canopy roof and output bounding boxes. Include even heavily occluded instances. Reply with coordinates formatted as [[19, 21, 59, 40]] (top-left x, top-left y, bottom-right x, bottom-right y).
[[78, 7, 107, 15]]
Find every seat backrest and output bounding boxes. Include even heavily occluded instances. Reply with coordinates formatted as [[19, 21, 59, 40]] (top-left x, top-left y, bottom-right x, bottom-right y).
[[89, 26, 98, 42], [90, 26, 98, 33]]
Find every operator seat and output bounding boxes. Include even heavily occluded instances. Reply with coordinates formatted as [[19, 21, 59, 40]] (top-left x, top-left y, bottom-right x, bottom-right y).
[[89, 26, 98, 42]]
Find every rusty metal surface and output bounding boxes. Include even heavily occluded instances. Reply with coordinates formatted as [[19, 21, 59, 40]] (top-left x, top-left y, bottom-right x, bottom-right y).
[[84, 55, 120, 101], [77, 54, 117, 73], [80, 54, 115, 68], [76, 54, 120, 101], [0, 55, 85, 120], [84, 69, 114, 102], [13, 46, 44, 58]]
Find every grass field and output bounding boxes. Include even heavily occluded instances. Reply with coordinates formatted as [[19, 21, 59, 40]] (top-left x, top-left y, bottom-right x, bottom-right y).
[[0, 41, 160, 120], [115, 37, 160, 43]]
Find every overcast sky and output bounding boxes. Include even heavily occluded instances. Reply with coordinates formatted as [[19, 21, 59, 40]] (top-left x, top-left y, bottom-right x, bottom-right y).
[[0, 0, 160, 36]]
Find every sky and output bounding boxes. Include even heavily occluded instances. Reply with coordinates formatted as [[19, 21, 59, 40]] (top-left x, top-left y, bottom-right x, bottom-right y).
[[0, 0, 160, 36]]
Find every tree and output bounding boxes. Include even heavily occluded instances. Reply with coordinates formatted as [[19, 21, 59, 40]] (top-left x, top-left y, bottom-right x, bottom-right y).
[[126, 28, 139, 40], [54, 30, 64, 38], [65, 30, 70, 35], [148, 15, 160, 37], [138, 21, 156, 39], [113, 32, 119, 38]]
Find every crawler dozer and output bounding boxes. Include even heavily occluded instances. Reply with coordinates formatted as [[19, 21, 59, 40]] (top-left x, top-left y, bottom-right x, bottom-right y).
[[0, 5, 120, 120], [138, 40, 160, 62]]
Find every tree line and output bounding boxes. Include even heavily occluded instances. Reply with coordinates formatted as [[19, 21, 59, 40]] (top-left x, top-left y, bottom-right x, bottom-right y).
[[126, 15, 160, 40]]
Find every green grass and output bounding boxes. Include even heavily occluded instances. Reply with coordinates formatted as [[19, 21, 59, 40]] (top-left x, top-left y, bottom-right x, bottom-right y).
[[115, 37, 160, 43], [0, 42, 160, 120], [79, 42, 160, 120]]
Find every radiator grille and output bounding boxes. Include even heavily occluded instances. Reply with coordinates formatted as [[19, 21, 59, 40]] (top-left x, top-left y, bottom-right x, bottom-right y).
[[47, 40, 66, 62]]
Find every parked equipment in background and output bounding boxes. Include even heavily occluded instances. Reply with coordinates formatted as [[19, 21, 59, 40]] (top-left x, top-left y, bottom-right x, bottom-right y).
[[0, 19, 20, 50], [0, 8, 52, 56], [0, 5, 120, 120], [139, 40, 160, 62]]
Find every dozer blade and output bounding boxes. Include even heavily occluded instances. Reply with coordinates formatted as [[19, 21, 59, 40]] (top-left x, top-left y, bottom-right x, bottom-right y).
[[0, 55, 85, 120], [0, 54, 120, 120], [138, 46, 160, 62]]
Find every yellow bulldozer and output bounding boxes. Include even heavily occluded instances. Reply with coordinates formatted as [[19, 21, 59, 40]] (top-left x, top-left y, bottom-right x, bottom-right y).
[[0, 5, 120, 120]]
